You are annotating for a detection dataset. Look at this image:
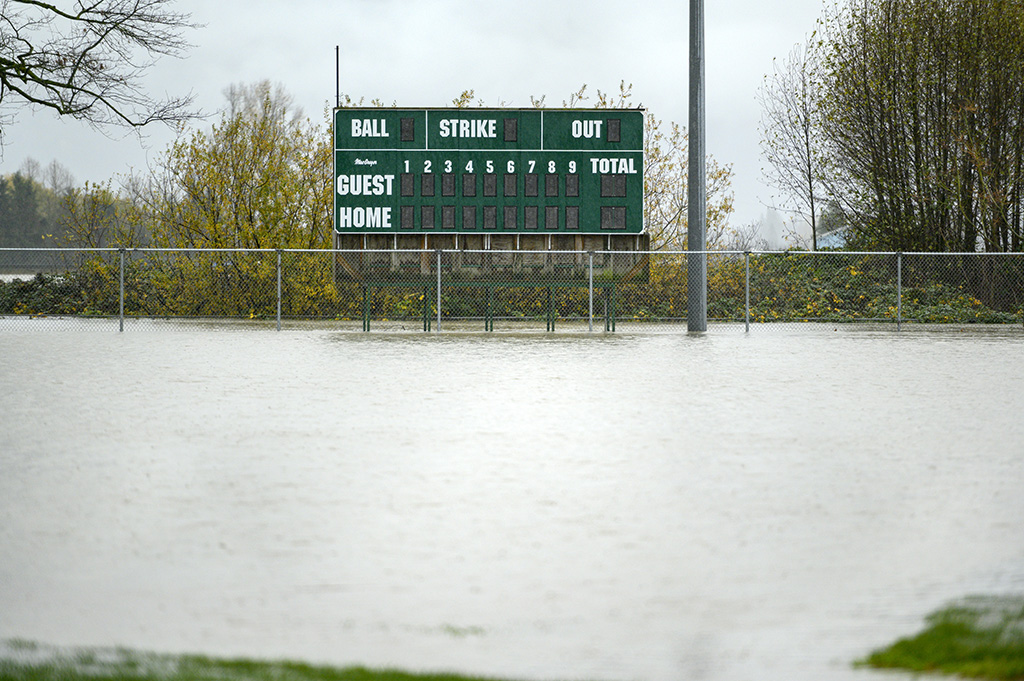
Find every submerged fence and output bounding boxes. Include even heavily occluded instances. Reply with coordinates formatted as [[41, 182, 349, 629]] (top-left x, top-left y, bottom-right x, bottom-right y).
[[1, 248, 1022, 331]]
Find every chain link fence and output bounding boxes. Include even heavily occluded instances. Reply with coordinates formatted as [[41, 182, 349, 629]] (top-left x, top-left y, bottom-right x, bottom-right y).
[[2, 248, 1022, 331]]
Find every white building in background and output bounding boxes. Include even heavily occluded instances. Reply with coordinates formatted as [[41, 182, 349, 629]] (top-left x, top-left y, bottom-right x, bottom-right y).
[[755, 209, 849, 250]]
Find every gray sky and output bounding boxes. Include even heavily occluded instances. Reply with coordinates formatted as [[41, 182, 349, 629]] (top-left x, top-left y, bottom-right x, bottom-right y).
[[0, 0, 826, 230]]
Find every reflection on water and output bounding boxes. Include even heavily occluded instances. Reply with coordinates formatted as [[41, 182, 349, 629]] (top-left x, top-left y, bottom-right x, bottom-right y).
[[2, 323, 1024, 681]]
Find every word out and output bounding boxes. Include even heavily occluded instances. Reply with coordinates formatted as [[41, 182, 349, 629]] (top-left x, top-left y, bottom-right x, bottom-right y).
[[572, 120, 604, 138]]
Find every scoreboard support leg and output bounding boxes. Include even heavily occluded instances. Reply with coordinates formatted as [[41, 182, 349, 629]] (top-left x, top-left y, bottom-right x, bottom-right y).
[[598, 286, 618, 332], [603, 286, 618, 332], [485, 287, 494, 332], [588, 251, 594, 333], [546, 288, 555, 332], [436, 250, 442, 333], [611, 286, 617, 332], [423, 286, 432, 332], [362, 285, 370, 332], [604, 289, 610, 332]]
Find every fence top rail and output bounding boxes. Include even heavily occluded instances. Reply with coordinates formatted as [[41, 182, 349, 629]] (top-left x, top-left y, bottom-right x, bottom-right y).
[[1, 247, 124, 253], [321, 249, 1024, 257], [0, 247, 280, 254], [3, 247, 1024, 257]]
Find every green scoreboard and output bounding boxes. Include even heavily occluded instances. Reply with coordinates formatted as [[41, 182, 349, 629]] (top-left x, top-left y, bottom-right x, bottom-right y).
[[333, 108, 644, 235]]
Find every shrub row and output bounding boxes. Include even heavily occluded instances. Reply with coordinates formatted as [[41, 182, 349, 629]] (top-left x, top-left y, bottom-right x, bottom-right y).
[[1, 253, 1021, 324]]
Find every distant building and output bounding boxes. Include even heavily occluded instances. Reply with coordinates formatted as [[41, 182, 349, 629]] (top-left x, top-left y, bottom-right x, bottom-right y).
[[817, 227, 849, 250]]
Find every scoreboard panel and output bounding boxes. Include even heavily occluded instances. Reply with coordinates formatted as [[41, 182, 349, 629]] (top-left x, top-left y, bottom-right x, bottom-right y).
[[333, 108, 644, 235]]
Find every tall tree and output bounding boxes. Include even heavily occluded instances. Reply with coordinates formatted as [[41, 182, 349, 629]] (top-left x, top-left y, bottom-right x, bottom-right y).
[[758, 40, 823, 250], [142, 80, 331, 249], [812, 0, 1024, 251], [0, 0, 199, 146], [0, 171, 45, 246]]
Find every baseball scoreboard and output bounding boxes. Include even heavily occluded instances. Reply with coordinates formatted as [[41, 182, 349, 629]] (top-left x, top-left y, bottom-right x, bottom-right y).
[[333, 108, 644, 235]]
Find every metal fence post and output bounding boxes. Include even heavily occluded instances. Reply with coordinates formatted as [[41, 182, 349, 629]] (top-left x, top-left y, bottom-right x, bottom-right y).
[[744, 251, 750, 333], [588, 252, 595, 333], [276, 249, 282, 332], [897, 251, 903, 331], [436, 249, 442, 332], [118, 247, 125, 333]]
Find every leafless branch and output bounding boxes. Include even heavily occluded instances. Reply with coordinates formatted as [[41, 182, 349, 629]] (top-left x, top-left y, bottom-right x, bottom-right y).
[[0, 0, 201, 146]]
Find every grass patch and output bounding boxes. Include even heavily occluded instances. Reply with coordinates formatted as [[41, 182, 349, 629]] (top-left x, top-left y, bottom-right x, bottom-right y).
[[858, 595, 1024, 679], [0, 641, 586, 681]]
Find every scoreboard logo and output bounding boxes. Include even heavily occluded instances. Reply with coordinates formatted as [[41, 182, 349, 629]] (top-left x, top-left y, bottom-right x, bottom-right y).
[[333, 108, 644, 234]]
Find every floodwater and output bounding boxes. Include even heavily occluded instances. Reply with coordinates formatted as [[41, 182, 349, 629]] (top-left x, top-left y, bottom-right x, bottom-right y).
[[2, 321, 1024, 681]]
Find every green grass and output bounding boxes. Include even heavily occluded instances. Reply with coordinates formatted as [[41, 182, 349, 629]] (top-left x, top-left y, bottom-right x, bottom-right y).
[[0, 642, 585, 681], [858, 595, 1024, 679]]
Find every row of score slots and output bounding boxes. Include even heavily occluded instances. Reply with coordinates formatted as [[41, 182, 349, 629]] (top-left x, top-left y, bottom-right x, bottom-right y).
[[334, 109, 645, 235], [336, 163, 635, 232]]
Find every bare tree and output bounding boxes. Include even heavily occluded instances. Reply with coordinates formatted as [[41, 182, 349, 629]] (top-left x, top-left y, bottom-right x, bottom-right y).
[[0, 0, 200, 145], [44, 158, 74, 195], [758, 39, 823, 250], [17, 155, 40, 180], [723, 220, 770, 252]]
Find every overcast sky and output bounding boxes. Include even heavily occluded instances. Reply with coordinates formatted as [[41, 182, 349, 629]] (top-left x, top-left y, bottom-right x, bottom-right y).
[[0, 0, 827, 231]]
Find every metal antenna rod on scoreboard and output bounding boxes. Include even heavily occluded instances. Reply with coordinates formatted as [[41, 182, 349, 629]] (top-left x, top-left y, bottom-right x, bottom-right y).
[[687, 0, 708, 332], [335, 46, 340, 108]]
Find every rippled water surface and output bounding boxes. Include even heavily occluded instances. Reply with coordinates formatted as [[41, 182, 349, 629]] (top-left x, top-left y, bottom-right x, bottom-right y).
[[2, 322, 1024, 681]]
